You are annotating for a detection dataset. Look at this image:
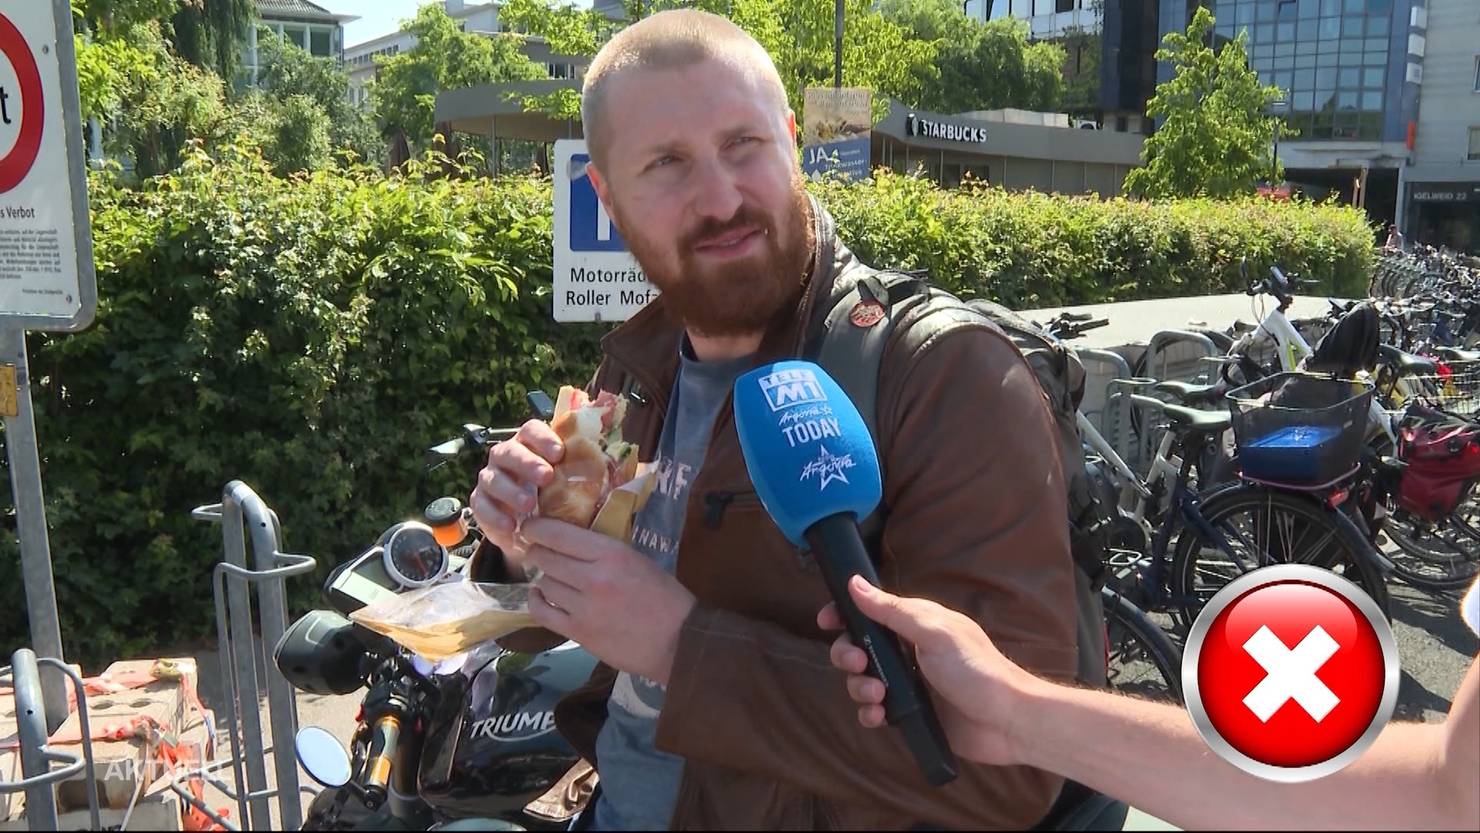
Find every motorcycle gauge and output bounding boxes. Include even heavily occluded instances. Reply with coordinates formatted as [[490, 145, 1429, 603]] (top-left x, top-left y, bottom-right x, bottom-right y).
[[383, 522, 450, 589]]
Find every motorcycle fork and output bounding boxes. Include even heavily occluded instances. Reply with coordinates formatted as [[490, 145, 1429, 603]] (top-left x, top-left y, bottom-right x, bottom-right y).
[[388, 717, 434, 826]]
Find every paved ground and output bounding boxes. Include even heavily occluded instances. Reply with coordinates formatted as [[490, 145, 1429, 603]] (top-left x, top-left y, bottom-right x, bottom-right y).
[[1023, 293, 1343, 352]]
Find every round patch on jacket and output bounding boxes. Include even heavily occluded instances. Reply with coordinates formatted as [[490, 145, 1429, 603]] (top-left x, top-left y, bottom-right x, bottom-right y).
[[849, 300, 886, 328]]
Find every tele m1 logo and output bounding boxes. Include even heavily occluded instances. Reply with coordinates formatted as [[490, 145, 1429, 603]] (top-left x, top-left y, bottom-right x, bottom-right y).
[[759, 368, 827, 412]]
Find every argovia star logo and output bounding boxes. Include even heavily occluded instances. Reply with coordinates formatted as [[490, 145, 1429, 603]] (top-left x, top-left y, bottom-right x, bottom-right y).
[[800, 444, 856, 490]]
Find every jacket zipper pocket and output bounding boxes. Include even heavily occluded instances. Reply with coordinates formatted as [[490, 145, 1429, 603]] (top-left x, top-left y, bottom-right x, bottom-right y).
[[701, 490, 759, 530]]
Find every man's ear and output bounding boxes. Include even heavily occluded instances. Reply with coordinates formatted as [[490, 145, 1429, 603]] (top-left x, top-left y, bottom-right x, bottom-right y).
[[787, 109, 797, 145], [585, 161, 627, 237]]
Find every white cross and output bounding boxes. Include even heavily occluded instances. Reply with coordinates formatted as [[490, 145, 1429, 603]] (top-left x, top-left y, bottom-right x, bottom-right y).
[[596, 198, 613, 242], [1241, 625, 1341, 723]]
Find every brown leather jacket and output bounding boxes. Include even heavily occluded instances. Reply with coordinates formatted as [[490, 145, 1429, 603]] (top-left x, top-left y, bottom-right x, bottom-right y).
[[502, 198, 1083, 830]]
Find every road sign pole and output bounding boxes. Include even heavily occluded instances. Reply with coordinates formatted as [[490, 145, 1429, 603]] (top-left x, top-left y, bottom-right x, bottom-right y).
[[3, 327, 68, 732]]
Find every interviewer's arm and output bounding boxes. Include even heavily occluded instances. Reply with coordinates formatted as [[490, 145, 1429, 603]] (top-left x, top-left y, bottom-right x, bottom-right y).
[[1016, 655, 1478, 831], [825, 579, 1480, 832]]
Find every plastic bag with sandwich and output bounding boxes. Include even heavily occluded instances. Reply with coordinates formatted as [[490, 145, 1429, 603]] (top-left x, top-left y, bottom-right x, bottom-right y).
[[350, 386, 656, 661]]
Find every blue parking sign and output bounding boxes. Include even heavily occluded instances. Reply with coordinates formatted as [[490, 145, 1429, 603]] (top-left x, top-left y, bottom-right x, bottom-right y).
[[569, 154, 627, 252]]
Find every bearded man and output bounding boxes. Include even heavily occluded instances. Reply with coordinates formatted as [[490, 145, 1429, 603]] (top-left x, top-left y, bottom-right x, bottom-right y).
[[469, 9, 1089, 829]]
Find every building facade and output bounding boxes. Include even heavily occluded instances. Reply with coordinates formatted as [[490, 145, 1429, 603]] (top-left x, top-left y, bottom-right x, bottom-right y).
[[246, 0, 354, 88], [344, 1, 587, 111], [965, 0, 1104, 40], [1157, 0, 1430, 231], [1152, 0, 1477, 249], [1400, 0, 1479, 251], [872, 101, 1145, 194], [345, 2, 503, 109]]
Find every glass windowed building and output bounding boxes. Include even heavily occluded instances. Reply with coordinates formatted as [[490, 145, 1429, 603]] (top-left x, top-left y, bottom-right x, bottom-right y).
[[1157, 0, 1428, 231], [1202, 0, 1400, 141]]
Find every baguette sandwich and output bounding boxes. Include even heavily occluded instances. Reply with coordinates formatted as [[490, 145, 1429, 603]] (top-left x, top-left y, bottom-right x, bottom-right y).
[[538, 386, 643, 533]]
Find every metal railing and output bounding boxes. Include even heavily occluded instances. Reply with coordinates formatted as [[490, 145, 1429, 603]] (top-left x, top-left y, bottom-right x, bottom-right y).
[[0, 649, 100, 832], [1076, 348, 1143, 465], [167, 481, 317, 832]]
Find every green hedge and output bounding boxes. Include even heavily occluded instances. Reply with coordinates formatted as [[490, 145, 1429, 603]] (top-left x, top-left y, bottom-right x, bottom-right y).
[[0, 150, 1377, 667], [811, 172, 1376, 308]]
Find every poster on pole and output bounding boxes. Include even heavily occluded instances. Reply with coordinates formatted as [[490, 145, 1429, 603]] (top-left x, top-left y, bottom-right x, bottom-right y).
[[801, 87, 872, 182], [552, 139, 655, 323], [0, 1, 97, 332]]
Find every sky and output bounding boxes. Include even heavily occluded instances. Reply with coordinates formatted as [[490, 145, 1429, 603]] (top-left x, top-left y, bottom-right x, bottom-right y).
[[318, 0, 592, 49]]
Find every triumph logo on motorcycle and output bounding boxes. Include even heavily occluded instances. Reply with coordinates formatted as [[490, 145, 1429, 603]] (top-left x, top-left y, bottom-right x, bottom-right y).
[[470, 709, 558, 742]]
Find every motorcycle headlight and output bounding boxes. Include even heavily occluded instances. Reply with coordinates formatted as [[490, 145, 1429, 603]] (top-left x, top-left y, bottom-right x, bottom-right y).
[[275, 610, 367, 696]]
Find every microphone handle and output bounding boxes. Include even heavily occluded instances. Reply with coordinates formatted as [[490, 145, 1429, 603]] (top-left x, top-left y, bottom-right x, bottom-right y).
[[806, 514, 960, 786]]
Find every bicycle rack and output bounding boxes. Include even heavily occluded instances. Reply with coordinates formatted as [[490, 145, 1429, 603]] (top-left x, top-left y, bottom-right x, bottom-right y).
[[170, 481, 318, 832], [1076, 349, 1133, 457], [1143, 330, 1219, 386], [0, 650, 100, 832]]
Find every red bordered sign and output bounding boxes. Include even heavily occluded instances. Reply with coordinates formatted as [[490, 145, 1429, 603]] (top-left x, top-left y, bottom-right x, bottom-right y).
[[0, 11, 44, 193]]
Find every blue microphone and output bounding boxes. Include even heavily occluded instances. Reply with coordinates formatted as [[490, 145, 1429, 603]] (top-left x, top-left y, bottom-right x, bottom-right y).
[[733, 360, 959, 786]]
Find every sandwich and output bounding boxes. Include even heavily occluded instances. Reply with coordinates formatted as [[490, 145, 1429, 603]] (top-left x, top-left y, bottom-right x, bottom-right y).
[[538, 386, 644, 535]]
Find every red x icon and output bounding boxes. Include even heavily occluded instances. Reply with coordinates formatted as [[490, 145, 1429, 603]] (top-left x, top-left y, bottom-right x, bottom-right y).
[[1184, 564, 1399, 782]]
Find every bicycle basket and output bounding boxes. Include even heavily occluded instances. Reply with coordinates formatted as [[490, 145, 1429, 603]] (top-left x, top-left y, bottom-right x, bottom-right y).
[[1402, 360, 1480, 420], [1225, 371, 1375, 487]]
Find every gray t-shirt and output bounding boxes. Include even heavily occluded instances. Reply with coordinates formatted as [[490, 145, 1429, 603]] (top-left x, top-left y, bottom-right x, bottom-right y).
[[591, 339, 752, 831]]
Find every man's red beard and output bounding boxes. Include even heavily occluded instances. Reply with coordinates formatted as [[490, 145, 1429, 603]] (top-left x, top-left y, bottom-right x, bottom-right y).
[[618, 178, 815, 338]]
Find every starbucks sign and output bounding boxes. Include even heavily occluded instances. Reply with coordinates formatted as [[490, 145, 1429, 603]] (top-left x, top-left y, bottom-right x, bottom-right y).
[[905, 113, 988, 144]]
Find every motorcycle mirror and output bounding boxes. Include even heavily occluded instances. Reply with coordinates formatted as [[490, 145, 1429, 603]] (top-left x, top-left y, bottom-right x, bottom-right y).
[[295, 726, 351, 789], [527, 390, 556, 422], [425, 437, 467, 470]]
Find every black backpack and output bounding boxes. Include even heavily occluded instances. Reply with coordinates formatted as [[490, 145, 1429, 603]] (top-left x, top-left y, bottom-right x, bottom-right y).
[[804, 268, 1110, 688], [1307, 302, 1381, 378]]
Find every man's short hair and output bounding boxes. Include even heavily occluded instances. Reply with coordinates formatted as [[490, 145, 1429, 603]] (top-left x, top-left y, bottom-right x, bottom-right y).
[[580, 9, 789, 168]]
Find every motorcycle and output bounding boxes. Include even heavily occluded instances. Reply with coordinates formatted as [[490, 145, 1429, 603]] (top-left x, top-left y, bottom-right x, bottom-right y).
[[272, 397, 1134, 831], [275, 396, 604, 831]]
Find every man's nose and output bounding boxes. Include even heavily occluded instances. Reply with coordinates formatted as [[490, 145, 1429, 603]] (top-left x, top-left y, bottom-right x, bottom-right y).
[[689, 157, 743, 223]]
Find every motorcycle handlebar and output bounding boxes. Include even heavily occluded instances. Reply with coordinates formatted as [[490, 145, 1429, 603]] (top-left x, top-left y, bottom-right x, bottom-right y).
[[362, 713, 402, 810]]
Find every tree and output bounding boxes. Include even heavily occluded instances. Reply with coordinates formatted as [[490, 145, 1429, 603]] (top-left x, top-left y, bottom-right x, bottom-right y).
[[262, 94, 333, 174], [508, 0, 938, 131], [1124, 7, 1287, 200], [372, 4, 546, 150], [255, 32, 384, 166], [73, 0, 178, 37], [78, 20, 235, 177], [170, 0, 257, 83], [876, 0, 1065, 114]]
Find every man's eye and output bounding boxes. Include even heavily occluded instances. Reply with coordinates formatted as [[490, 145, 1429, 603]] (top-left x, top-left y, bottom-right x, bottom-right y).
[[648, 156, 677, 170], [730, 136, 758, 148]]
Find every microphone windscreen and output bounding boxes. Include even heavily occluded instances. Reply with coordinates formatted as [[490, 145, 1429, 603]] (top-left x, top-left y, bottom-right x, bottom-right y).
[[732, 360, 882, 546]]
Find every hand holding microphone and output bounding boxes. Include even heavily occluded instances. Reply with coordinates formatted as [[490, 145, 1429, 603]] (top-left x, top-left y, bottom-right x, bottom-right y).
[[732, 361, 960, 786]]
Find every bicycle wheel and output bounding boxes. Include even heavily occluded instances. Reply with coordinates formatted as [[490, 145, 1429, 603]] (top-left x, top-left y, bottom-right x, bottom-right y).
[[1169, 485, 1391, 632], [1101, 587, 1183, 705], [1382, 490, 1480, 593]]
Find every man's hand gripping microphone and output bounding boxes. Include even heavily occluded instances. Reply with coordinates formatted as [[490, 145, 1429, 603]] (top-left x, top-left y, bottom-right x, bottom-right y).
[[732, 360, 959, 786]]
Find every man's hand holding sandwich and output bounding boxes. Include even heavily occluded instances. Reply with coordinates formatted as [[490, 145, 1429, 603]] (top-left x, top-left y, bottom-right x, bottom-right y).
[[470, 387, 695, 686]]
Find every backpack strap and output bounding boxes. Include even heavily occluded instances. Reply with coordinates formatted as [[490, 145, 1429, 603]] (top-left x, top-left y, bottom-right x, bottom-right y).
[[804, 269, 965, 549], [806, 270, 929, 440]]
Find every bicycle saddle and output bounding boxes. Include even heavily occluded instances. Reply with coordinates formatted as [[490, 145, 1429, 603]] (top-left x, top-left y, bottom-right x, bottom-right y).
[[1434, 347, 1480, 363], [1152, 380, 1226, 407], [1378, 344, 1438, 376], [1132, 395, 1232, 433]]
